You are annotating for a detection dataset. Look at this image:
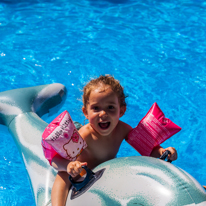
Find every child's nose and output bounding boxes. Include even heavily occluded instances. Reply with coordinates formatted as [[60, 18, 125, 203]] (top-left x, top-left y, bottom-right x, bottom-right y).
[[99, 110, 107, 118]]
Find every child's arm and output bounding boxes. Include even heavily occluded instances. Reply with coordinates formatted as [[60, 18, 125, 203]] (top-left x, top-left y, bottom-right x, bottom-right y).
[[150, 145, 177, 161], [51, 171, 70, 206], [50, 156, 87, 206]]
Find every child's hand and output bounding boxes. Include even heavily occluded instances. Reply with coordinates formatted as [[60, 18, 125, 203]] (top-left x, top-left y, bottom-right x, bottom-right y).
[[162, 147, 177, 161], [67, 161, 87, 177]]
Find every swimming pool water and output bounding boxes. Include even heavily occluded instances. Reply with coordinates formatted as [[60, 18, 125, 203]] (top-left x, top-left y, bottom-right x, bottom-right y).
[[1, 0, 206, 205]]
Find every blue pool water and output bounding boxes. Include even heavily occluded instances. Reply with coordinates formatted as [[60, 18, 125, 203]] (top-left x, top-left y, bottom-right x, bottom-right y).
[[1, 0, 206, 205]]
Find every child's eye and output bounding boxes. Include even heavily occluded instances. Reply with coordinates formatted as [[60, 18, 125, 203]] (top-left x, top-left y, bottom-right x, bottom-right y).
[[108, 105, 114, 109], [93, 106, 99, 111]]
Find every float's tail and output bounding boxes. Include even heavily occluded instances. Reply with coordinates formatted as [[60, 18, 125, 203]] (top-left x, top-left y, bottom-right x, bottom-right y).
[[0, 83, 67, 126], [0, 83, 67, 206]]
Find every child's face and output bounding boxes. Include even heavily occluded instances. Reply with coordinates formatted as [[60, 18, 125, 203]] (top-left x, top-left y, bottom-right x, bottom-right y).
[[83, 85, 126, 137]]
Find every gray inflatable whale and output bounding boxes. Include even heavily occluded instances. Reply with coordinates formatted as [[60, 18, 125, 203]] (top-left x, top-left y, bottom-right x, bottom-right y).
[[0, 83, 205, 206]]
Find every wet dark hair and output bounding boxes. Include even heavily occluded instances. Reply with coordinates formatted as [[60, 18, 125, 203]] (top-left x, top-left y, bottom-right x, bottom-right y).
[[83, 75, 126, 108]]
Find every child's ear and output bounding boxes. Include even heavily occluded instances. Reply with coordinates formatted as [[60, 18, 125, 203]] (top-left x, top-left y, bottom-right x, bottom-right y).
[[82, 107, 88, 119], [120, 106, 126, 117]]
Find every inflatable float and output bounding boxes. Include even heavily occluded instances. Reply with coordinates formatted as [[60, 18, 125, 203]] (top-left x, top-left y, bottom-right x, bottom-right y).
[[0, 83, 206, 206]]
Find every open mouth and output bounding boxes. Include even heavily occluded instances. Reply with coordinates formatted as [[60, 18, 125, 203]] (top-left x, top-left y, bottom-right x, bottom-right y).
[[98, 122, 110, 130]]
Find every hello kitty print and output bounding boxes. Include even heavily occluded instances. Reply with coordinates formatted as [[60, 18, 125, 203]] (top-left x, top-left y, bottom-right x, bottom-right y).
[[42, 111, 87, 161]]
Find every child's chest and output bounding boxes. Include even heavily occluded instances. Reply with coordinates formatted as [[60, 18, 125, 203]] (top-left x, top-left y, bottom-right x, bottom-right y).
[[88, 134, 123, 161]]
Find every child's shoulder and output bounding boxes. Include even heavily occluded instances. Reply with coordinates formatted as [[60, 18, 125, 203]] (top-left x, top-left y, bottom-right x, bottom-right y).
[[78, 123, 90, 133], [117, 120, 133, 138], [78, 123, 93, 139], [118, 120, 132, 130]]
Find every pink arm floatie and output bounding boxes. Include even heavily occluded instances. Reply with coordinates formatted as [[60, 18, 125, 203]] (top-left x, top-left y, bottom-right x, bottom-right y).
[[42, 111, 87, 165], [126, 103, 181, 156], [41, 139, 59, 165]]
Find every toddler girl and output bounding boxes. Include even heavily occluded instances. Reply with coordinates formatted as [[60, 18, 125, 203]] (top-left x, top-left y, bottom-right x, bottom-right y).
[[48, 75, 177, 206]]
